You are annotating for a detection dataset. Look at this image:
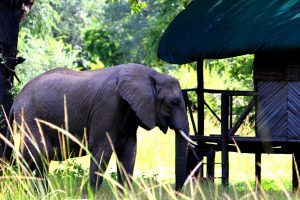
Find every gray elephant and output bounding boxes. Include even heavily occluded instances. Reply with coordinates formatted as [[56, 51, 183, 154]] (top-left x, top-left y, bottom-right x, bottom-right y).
[[2, 63, 196, 191]]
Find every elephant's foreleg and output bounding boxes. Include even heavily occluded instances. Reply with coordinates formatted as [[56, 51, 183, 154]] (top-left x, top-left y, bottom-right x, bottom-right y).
[[115, 133, 137, 189], [89, 146, 113, 191]]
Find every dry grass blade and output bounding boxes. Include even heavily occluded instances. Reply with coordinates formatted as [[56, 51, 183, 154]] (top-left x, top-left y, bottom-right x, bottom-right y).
[[185, 160, 203, 186], [35, 119, 97, 164]]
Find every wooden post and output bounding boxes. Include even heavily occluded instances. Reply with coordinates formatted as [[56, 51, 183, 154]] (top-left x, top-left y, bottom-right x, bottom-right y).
[[229, 96, 233, 129], [221, 93, 229, 186], [293, 153, 300, 191], [255, 153, 261, 191], [197, 59, 204, 136], [206, 149, 215, 181], [197, 59, 204, 178]]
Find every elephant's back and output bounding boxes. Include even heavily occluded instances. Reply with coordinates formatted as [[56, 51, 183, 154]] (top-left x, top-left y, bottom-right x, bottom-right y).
[[11, 67, 116, 119], [18, 68, 96, 95], [12, 68, 91, 116], [12, 64, 149, 112]]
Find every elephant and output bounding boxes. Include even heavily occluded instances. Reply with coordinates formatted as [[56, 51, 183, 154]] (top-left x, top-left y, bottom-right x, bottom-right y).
[[2, 63, 197, 191]]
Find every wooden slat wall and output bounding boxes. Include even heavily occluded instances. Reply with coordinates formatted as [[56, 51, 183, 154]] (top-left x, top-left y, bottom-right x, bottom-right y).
[[287, 82, 300, 138], [254, 53, 300, 139], [256, 81, 300, 138], [256, 81, 288, 138]]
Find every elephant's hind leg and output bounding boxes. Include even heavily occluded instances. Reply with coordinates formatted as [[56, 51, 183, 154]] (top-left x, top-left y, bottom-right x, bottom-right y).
[[18, 136, 52, 192], [19, 123, 54, 183], [22, 138, 52, 174]]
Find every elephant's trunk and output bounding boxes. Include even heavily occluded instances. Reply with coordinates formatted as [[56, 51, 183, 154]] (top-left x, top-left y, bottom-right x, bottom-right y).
[[170, 101, 197, 190], [175, 129, 190, 191]]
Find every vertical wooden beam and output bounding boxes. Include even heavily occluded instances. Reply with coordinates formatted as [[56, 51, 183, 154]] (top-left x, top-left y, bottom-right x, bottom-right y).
[[197, 59, 204, 178], [293, 153, 300, 191], [255, 153, 261, 191], [229, 96, 233, 129], [197, 59, 204, 136], [182, 91, 197, 134], [221, 93, 229, 186], [206, 149, 215, 181]]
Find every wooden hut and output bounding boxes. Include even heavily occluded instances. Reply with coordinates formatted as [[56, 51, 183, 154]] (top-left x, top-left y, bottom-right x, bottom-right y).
[[157, 0, 300, 190]]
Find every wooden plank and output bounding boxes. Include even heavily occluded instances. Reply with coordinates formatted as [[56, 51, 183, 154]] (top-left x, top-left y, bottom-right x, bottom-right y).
[[255, 153, 261, 191], [182, 91, 197, 134], [203, 89, 256, 96], [204, 100, 221, 122], [191, 135, 300, 144], [206, 150, 215, 181], [221, 94, 229, 186], [229, 96, 233, 129], [197, 59, 204, 136], [182, 88, 256, 96], [197, 59, 204, 178], [188, 141, 300, 154]]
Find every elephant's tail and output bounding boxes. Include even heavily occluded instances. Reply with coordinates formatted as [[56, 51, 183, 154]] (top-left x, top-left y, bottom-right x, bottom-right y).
[[1, 109, 14, 162]]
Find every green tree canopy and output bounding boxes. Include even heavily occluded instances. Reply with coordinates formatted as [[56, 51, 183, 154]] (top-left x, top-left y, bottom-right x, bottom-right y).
[[16, 0, 253, 93]]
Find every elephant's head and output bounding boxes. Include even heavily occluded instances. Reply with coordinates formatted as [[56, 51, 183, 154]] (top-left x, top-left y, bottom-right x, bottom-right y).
[[117, 63, 196, 190]]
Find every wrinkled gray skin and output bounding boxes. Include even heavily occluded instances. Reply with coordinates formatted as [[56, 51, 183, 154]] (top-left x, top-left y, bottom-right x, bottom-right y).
[[6, 63, 189, 191]]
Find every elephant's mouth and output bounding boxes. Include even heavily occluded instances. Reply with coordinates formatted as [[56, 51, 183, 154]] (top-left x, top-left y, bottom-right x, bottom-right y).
[[157, 118, 169, 133], [157, 119, 198, 147], [159, 124, 168, 134]]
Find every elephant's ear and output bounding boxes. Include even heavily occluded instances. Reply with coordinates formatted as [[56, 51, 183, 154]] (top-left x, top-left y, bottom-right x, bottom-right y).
[[117, 65, 156, 129]]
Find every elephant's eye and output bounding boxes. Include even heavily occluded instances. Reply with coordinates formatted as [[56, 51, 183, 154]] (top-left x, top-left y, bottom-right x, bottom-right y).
[[169, 98, 180, 106]]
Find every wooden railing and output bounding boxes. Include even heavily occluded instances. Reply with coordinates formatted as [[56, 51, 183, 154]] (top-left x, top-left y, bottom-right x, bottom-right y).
[[182, 88, 256, 186], [181, 88, 300, 189], [182, 88, 256, 136]]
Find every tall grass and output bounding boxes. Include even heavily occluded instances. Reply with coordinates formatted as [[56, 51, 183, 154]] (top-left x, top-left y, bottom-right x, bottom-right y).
[[0, 111, 297, 199]]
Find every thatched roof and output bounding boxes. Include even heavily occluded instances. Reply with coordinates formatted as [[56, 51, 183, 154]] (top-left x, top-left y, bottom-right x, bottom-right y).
[[157, 0, 300, 64]]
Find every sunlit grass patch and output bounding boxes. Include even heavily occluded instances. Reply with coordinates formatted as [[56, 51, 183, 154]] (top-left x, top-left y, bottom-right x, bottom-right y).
[[0, 156, 296, 200], [0, 113, 296, 199]]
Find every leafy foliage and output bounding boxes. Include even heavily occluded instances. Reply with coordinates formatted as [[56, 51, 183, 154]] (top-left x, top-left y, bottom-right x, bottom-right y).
[[52, 159, 87, 178], [82, 0, 191, 69], [16, 28, 79, 92], [21, 0, 61, 37], [16, 0, 255, 125], [205, 55, 254, 90], [128, 0, 147, 14], [84, 28, 120, 67]]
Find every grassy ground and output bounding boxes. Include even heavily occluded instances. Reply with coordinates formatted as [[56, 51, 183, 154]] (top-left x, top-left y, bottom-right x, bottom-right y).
[[0, 120, 296, 199], [43, 126, 294, 199]]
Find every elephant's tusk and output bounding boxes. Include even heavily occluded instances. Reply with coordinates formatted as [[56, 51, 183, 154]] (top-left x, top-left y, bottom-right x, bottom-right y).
[[178, 130, 198, 146]]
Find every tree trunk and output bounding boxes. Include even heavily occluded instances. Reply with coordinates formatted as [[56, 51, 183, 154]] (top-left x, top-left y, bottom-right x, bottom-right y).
[[0, 0, 33, 135], [0, 3, 19, 135]]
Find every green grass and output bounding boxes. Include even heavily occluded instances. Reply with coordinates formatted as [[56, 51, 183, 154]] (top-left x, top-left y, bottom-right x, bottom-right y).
[[0, 121, 297, 199], [50, 128, 296, 199]]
